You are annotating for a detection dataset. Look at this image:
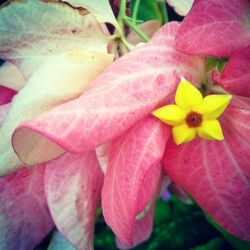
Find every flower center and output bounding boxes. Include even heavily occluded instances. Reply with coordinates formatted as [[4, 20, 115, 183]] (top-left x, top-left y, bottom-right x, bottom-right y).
[[185, 111, 203, 128]]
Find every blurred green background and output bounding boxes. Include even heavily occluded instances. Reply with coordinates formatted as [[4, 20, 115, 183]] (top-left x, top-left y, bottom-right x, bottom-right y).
[[94, 193, 249, 250]]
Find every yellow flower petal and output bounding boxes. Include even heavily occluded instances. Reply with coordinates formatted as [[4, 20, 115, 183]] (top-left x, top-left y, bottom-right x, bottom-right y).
[[152, 104, 185, 126], [175, 78, 203, 110], [172, 124, 196, 145], [198, 94, 232, 119], [197, 119, 224, 140]]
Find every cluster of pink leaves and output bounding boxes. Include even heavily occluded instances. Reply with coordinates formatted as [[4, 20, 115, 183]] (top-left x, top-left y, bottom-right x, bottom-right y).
[[0, 0, 250, 249]]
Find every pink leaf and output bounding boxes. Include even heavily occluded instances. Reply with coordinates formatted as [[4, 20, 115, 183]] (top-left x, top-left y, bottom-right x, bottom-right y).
[[218, 46, 250, 97], [12, 22, 205, 166], [45, 152, 104, 250], [102, 116, 171, 248], [163, 98, 250, 241], [0, 51, 113, 176], [0, 165, 54, 250], [0, 85, 16, 105], [176, 0, 250, 57]]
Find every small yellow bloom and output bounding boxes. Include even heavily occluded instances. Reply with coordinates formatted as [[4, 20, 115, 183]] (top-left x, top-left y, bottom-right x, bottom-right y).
[[152, 78, 232, 145]]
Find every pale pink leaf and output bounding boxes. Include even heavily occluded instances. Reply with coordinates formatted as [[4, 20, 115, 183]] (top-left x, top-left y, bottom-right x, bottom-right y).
[[0, 165, 54, 250], [0, 51, 113, 176], [176, 0, 250, 57], [0, 0, 109, 78], [13, 22, 205, 166], [166, 0, 194, 16], [0, 62, 26, 91], [164, 99, 250, 241], [96, 143, 111, 174], [218, 46, 250, 97], [45, 152, 104, 250], [102, 116, 171, 248]]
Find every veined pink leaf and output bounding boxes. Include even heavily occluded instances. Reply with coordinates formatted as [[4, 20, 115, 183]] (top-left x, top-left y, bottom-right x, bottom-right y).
[[45, 152, 104, 250], [0, 86, 16, 105], [166, 0, 194, 16], [218, 46, 250, 97], [0, 62, 26, 91], [163, 98, 250, 241], [0, 51, 113, 176], [115, 211, 154, 250], [176, 0, 250, 57], [13, 22, 205, 166], [102, 116, 171, 248], [0, 165, 54, 250], [0, 0, 109, 78]]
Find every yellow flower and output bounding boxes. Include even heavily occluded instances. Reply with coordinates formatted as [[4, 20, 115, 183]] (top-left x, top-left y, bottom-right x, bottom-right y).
[[152, 78, 232, 145]]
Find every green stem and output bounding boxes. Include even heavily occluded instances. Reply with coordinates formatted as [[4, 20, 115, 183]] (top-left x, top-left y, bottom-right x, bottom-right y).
[[131, 0, 141, 24], [108, 34, 120, 41], [207, 84, 229, 95], [120, 35, 135, 51], [123, 17, 150, 42], [157, 0, 169, 24], [118, 0, 127, 29]]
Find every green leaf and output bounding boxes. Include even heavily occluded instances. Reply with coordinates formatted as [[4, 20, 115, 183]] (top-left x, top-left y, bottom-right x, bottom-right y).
[[153, 199, 171, 225], [205, 57, 228, 73], [130, 0, 162, 22], [191, 238, 225, 250], [205, 214, 250, 250], [147, 212, 219, 250]]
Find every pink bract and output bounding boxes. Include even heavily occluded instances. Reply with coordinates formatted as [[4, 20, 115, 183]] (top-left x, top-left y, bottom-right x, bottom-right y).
[[0, 165, 54, 250], [164, 98, 250, 241], [4, 13, 250, 247], [102, 116, 170, 248], [45, 152, 103, 250], [176, 0, 250, 57], [218, 46, 250, 97], [0, 85, 16, 105], [12, 22, 205, 166]]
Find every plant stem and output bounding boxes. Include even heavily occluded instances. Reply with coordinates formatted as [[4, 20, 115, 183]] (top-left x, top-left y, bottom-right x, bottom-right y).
[[118, 0, 127, 30], [108, 34, 120, 41], [131, 0, 141, 24], [123, 17, 150, 42], [157, 0, 169, 24], [120, 35, 135, 51]]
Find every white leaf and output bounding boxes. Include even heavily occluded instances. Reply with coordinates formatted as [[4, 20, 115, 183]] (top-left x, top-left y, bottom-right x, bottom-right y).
[[0, 0, 110, 78], [166, 0, 194, 16], [0, 62, 26, 91], [64, 0, 122, 34]]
